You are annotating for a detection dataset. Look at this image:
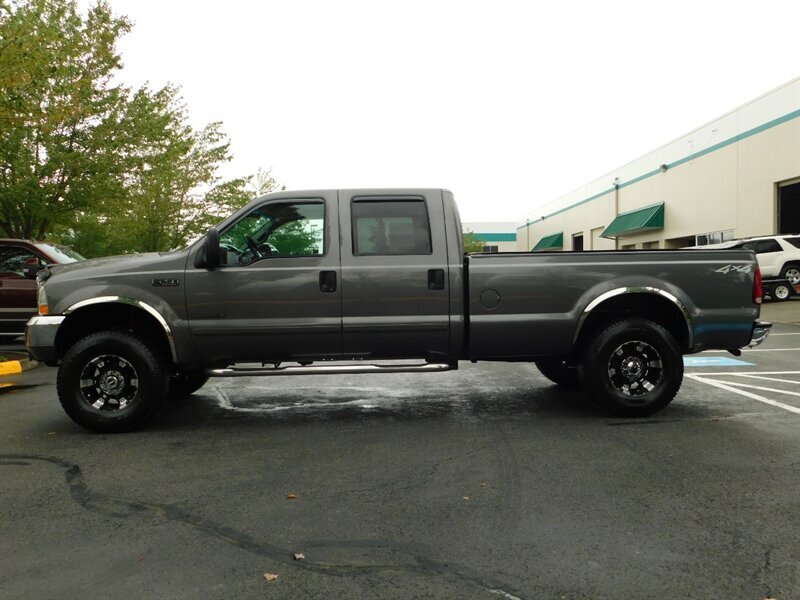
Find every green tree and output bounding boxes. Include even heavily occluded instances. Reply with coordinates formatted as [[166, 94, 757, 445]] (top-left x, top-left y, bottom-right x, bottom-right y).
[[250, 166, 284, 197], [76, 87, 253, 255], [0, 0, 133, 239], [462, 228, 485, 253], [1, 0, 269, 257]]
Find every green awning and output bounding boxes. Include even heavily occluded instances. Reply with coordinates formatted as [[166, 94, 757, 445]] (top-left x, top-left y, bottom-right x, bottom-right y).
[[601, 202, 665, 239], [531, 232, 563, 251]]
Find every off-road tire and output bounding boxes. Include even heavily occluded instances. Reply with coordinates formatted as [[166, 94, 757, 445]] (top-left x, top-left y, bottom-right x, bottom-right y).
[[535, 358, 581, 388], [579, 318, 683, 418], [57, 330, 168, 433]]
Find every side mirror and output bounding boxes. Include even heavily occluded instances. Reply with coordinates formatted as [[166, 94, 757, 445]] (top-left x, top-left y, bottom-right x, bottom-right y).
[[195, 227, 221, 269], [23, 257, 44, 279]]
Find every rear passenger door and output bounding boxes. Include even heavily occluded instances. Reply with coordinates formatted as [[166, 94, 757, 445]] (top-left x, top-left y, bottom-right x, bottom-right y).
[[339, 191, 451, 360]]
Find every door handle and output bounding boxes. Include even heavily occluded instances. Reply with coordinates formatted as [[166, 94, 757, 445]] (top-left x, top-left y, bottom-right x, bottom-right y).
[[319, 271, 337, 293], [427, 269, 445, 290]]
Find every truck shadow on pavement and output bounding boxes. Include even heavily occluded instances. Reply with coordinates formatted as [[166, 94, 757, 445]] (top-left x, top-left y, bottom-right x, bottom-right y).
[[150, 382, 661, 432]]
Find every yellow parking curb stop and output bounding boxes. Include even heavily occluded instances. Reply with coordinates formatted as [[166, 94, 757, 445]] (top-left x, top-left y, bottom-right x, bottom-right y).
[[0, 361, 23, 376]]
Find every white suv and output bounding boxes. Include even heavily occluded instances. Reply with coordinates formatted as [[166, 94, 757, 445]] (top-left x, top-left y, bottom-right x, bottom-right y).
[[728, 235, 800, 284], [689, 235, 800, 284]]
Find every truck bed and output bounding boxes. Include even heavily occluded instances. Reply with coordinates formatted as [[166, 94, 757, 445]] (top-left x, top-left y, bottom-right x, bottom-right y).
[[466, 249, 759, 359]]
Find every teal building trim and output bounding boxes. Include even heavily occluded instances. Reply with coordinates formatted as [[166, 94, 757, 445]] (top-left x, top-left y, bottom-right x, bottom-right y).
[[474, 233, 517, 242]]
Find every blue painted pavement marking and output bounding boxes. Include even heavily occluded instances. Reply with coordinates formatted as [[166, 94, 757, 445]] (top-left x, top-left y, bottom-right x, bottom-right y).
[[683, 356, 754, 367]]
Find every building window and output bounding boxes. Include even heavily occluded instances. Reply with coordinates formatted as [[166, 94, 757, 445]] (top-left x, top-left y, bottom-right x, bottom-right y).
[[694, 230, 734, 246], [481, 245, 499, 253]]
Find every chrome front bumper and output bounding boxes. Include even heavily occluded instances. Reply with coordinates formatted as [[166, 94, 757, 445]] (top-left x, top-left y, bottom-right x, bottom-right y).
[[748, 320, 772, 348], [25, 315, 65, 363]]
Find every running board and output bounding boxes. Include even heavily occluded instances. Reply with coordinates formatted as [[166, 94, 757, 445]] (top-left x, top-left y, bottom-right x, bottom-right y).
[[207, 362, 455, 377]]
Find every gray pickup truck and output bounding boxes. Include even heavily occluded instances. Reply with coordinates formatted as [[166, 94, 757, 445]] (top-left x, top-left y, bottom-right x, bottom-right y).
[[26, 189, 771, 432]]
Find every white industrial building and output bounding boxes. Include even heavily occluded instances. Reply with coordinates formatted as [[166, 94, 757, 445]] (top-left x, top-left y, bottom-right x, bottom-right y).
[[462, 221, 517, 252], [518, 78, 800, 251]]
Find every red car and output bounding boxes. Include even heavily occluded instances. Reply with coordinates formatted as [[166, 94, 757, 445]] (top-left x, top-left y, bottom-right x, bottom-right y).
[[0, 239, 85, 338]]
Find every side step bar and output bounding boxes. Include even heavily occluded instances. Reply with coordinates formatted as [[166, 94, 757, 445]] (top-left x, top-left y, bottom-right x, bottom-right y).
[[207, 362, 455, 377]]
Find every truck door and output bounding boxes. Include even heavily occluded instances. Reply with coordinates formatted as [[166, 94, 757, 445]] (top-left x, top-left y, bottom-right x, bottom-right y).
[[185, 192, 341, 364], [339, 190, 451, 360]]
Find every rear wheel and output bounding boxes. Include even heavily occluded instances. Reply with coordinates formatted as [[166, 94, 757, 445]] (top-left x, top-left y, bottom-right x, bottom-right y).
[[535, 358, 581, 388], [57, 331, 168, 433], [579, 318, 683, 417]]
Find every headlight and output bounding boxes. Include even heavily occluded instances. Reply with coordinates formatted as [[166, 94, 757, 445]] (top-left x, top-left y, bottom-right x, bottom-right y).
[[37, 280, 49, 315]]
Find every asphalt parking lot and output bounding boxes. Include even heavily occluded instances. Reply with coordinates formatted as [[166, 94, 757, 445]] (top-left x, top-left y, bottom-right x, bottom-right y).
[[1, 302, 799, 599]]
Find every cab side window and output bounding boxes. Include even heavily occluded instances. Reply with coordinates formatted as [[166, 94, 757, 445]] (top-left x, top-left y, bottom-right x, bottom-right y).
[[0, 246, 42, 278], [219, 201, 325, 266], [351, 198, 432, 256]]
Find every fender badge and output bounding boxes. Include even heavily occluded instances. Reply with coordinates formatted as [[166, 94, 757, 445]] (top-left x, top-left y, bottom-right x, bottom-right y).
[[152, 278, 180, 287]]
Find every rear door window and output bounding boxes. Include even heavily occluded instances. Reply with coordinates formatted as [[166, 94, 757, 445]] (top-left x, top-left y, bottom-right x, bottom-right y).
[[351, 199, 432, 256]]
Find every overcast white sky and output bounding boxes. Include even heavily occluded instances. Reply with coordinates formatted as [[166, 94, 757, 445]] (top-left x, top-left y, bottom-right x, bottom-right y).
[[95, 0, 800, 222]]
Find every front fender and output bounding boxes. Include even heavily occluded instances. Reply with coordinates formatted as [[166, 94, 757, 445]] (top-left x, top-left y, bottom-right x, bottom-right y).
[[61, 296, 178, 362]]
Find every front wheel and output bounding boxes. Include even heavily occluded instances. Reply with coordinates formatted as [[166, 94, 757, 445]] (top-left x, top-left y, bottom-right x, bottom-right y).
[[57, 331, 168, 433], [579, 318, 683, 417]]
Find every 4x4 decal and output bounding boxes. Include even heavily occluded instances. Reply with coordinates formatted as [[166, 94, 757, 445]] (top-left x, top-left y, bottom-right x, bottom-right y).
[[715, 264, 752, 274]]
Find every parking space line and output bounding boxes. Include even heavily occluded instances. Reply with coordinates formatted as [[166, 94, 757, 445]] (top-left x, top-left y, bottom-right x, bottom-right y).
[[687, 371, 800, 376], [768, 333, 800, 336], [733, 374, 800, 384], [687, 374, 800, 415], [710, 381, 800, 397], [705, 348, 800, 353], [742, 347, 800, 351]]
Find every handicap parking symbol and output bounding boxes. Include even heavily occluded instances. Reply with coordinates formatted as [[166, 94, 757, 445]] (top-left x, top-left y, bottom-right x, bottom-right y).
[[683, 356, 754, 367]]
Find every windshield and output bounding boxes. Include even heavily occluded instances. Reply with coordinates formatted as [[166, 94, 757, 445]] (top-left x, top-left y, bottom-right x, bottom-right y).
[[37, 243, 85, 263]]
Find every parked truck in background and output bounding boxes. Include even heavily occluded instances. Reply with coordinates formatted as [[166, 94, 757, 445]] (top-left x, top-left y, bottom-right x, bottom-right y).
[[1, 239, 84, 338], [25, 189, 771, 432]]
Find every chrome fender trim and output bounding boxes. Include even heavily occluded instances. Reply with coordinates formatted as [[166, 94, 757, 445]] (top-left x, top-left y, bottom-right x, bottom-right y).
[[63, 296, 177, 361], [574, 286, 693, 347]]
